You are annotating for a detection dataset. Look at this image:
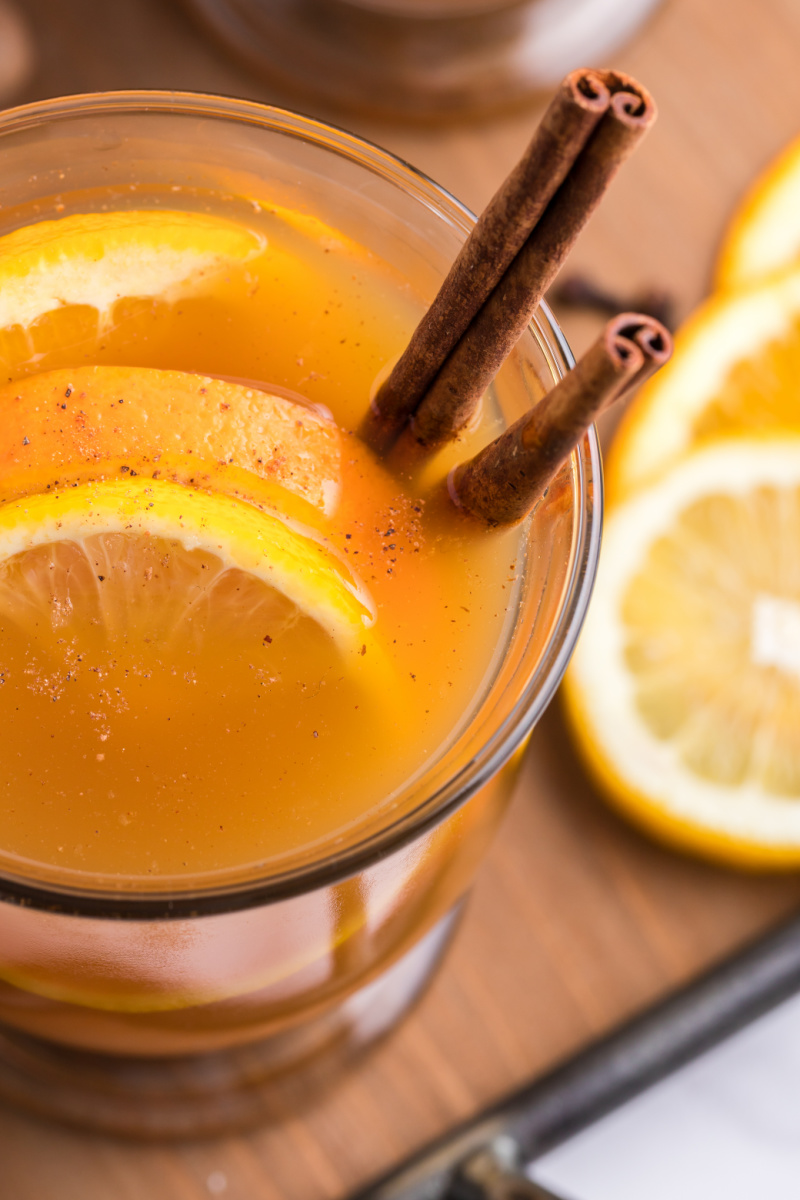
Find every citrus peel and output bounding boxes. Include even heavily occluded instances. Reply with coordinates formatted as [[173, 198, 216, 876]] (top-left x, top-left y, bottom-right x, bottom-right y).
[[566, 437, 800, 868], [607, 268, 800, 504], [0, 364, 341, 516], [716, 134, 800, 290], [0, 209, 264, 332], [0, 478, 375, 656]]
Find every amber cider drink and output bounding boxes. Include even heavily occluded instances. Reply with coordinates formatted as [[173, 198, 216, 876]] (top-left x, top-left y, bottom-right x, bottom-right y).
[[0, 95, 599, 1133]]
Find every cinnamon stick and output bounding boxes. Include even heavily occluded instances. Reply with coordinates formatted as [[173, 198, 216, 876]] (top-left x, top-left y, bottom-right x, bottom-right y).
[[359, 67, 612, 454], [400, 73, 656, 456], [448, 313, 672, 527]]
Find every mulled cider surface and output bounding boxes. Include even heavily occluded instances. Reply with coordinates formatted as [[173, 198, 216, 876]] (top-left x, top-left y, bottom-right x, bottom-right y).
[[0, 195, 525, 890]]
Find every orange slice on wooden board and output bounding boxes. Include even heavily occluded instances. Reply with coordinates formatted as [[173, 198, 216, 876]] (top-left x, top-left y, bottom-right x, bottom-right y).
[[565, 437, 800, 869], [716, 134, 800, 289], [606, 268, 800, 504]]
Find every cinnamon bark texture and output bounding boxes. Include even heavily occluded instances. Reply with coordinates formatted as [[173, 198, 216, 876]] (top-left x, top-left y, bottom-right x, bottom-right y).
[[449, 313, 672, 527], [400, 74, 656, 455], [360, 67, 612, 454], [362, 68, 656, 456]]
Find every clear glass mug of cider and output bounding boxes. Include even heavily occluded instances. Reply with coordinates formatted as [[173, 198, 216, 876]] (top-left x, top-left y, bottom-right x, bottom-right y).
[[0, 93, 600, 1136]]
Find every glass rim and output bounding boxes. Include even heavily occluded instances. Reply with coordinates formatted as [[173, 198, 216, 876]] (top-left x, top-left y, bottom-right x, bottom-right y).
[[0, 90, 602, 919]]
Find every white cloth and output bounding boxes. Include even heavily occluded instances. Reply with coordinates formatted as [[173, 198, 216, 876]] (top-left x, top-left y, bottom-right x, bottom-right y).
[[530, 990, 800, 1200]]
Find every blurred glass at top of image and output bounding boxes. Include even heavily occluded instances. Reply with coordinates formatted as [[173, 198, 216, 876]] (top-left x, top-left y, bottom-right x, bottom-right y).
[[183, 0, 662, 119]]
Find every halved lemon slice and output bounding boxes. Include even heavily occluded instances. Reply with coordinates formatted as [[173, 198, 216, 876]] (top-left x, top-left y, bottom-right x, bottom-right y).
[[716, 135, 800, 289], [0, 209, 264, 332], [565, 437, 800, 868], [0, 478, 375, 658], [607, 268, 800, 504]]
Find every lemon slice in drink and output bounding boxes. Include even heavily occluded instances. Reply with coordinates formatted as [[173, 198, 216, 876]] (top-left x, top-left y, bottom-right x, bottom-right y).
[[716, 135, 800, 289], [0, 210, 264, 335], [607, 268, 800, 503], [565, 437, 800, 868], [0, 478, 376, 657]]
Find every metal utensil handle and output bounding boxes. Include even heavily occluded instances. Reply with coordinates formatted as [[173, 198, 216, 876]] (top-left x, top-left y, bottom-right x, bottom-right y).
[[351, 906, 800, 1200]]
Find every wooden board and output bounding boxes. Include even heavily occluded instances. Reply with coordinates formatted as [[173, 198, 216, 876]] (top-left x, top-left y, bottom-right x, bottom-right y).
[[3, 0, 800, 1194]]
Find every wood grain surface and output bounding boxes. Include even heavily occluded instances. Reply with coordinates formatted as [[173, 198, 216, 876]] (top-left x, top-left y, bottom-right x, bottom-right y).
[[4, 0, 800, 1195]]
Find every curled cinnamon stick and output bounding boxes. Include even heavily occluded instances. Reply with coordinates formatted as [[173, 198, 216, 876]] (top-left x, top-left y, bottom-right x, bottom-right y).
[[401, 73, 656, 455], [449, 313, 672, 527], [360, 67, 612, 454]]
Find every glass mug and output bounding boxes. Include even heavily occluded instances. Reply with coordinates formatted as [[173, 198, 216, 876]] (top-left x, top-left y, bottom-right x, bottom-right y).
[[0, 93, 601, 1136], [183, 0, 663, 120]]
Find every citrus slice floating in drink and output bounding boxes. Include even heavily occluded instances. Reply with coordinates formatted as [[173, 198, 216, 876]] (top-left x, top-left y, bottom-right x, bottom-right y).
[[0, 364, 341, 516], [607, 268, 800, 503], [716, 134, 800, 289], [0, 477, 376, 659], [0, 209, 264, 375], [0, 209, 264, 331], [565, 437, 800, 868]]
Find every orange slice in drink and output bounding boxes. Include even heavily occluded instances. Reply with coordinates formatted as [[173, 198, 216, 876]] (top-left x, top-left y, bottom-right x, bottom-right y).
[[0, 364, 341, 516], [0, 378, 393, 1011], [0, 209, 263, 331], [0, 209, 264, 376], [0, 477, 376, 657]]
